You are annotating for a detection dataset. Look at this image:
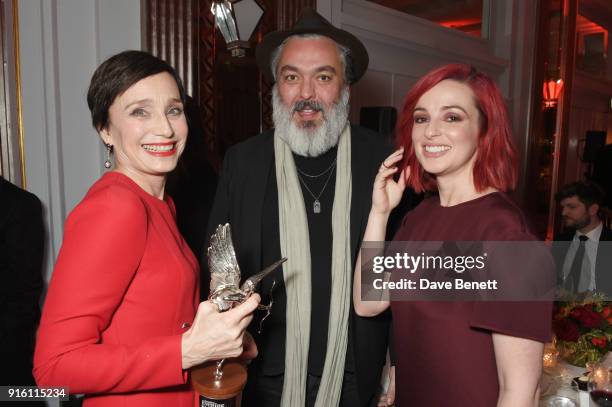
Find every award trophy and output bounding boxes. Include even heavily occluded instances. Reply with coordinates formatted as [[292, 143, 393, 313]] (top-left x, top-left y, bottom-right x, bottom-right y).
[[192, 224, 285, 407]]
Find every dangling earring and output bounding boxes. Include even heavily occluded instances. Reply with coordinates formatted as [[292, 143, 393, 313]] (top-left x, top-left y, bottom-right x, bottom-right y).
[[104, 143, 113, 169]]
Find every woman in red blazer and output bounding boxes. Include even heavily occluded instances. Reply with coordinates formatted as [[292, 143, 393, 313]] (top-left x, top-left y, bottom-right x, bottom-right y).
[[34, 51, 259, 407]]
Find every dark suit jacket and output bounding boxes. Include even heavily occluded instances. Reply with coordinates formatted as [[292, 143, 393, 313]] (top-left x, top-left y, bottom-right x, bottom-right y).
[[205, 125, 393, 406], [0, 177, 44, 386], [553, 226, 612, 296]]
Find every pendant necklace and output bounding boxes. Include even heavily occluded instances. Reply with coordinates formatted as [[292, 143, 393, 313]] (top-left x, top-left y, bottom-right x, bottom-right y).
[[296, 162, 336, 214], [296, 157, 337, 178]]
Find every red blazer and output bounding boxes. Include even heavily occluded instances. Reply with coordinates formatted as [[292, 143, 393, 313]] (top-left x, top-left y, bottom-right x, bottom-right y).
[[34, 172, 199, 407]]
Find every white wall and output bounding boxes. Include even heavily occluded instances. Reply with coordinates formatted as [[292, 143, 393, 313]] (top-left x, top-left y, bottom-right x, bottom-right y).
[[18, 0, 141, 283], [317, 0, 538, 200], [1, 1, 22, 184]]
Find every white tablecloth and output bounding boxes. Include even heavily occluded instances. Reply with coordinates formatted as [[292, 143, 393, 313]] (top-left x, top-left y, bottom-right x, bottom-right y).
[[540, 362, 588, 406]]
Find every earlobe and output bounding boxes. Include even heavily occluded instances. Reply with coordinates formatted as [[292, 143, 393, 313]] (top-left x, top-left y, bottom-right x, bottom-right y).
[[99, 128, 112, 145]]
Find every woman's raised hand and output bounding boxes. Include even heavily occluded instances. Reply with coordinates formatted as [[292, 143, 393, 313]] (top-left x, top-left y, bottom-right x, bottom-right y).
[[354, 149, 406, 318], [371, 148, 410, 216]]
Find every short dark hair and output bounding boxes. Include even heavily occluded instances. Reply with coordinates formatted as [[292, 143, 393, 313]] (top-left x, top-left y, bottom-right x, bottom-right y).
[[555, 181, 604, 208], [87, 50, 186, 131]]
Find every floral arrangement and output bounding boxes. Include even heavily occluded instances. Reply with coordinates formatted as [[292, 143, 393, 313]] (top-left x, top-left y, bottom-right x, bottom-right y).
[[553, 295, 612, 367]]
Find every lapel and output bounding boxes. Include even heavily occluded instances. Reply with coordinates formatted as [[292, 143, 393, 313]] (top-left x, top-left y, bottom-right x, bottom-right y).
[[349, 125, 368, 261], [0, 178, 9, 228], [0, 177, 6, 208], [239, 132, 275, 275], [595, 227, 612, 293], [552, 232, 575, 284], [599, 227, 612, 241]]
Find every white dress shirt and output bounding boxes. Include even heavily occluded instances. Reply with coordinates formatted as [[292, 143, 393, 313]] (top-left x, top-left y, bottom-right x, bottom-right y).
[[562, 222, 604, 291]]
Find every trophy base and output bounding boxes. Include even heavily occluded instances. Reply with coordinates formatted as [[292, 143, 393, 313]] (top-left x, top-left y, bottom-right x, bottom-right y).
[[192, 361, 247, 407], [198, 395, 237, 407]]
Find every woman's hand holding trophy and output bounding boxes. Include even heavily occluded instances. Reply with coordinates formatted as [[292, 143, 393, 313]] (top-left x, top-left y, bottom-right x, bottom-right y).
[[190, 224, 285, 406]]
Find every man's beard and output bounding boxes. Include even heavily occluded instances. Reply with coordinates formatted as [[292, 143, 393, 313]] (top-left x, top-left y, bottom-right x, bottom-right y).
[[272, 85, 350, 157], [562, 213, 591, 230]]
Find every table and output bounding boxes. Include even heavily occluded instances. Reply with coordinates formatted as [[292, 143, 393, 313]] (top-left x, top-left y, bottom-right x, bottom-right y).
[[540, 362, 588, 406]]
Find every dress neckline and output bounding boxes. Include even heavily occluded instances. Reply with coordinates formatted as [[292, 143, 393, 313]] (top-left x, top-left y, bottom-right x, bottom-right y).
[[103, 171, 171, 208], [435, 191, 502, 209]]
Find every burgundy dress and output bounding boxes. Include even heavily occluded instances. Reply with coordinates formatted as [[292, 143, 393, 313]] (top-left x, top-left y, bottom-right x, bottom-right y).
[[391, 192, 552, 406]]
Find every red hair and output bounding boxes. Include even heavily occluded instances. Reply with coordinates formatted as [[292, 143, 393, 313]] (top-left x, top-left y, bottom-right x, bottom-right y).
[[396, 64, 518, 193]]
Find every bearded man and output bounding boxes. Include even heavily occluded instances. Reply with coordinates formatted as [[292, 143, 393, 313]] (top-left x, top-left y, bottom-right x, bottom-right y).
[[205, 8, 395, 407], [553, 181, 612, 296]]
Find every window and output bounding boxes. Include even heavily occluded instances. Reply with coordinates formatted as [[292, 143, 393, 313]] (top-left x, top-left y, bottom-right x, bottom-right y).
[[576, 14, 608, 78]]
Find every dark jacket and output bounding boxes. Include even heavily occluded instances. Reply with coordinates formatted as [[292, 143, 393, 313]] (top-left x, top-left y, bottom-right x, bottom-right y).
[[205, 125, 392, 406], [553, 226, 612, 297], [0, 177, 45, 387]]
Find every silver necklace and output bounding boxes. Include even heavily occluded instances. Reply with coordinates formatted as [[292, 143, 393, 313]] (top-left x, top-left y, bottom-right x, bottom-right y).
[[296, 164, 336, 214], [296, 158, 337, 178]]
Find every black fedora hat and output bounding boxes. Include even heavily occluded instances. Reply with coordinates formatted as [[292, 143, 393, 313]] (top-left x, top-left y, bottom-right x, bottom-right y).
[[256, 8, 369, 84]]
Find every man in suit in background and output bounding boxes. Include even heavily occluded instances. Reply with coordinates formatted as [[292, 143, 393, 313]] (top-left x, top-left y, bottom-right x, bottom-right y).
[[0, 176, 45, 406], [205, 9, 395, 407], [554, 181, 612, 297]]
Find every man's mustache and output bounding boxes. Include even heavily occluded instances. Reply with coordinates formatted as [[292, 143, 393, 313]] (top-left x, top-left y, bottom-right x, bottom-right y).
[[292, 100, 324, 113]]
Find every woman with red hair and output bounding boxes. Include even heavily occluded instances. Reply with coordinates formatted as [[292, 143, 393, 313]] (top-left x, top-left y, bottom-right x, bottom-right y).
[[353, 64, 551, 406]]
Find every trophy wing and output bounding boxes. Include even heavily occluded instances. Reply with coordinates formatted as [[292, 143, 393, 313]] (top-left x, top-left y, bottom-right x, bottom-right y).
[[207, 223, 241, 291]]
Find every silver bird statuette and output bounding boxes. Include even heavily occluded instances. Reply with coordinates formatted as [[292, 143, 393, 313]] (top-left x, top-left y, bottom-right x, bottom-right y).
[[207, 223, 285, 382], [208, 223, 286, 312]]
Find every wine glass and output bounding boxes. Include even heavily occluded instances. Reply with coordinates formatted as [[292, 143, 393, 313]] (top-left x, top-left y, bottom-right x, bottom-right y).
[[588, 364, 612, 406]]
